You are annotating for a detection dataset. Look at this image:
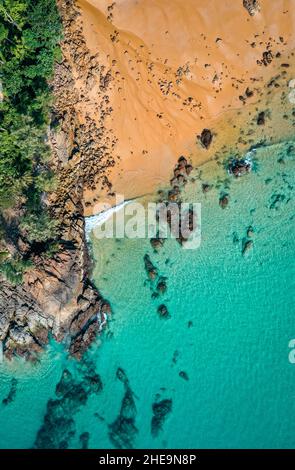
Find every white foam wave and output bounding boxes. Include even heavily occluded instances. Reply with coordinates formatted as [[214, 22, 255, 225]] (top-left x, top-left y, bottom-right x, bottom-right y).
[[85, 200, 131, 241]]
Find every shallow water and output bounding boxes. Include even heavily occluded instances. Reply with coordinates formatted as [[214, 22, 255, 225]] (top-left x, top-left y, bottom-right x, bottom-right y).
[[0, 141, 294, 449]]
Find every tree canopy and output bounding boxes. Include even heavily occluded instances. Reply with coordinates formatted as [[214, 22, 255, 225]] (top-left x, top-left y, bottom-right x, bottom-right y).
[[0, 0, 62, 282]]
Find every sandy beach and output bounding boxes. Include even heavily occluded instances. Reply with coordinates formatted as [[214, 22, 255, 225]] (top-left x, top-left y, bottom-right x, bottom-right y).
[[64, 0, 295, 214]]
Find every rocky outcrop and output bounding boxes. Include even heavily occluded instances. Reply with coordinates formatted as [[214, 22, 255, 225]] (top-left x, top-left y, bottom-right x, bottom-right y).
[[0, 0, 114, 361], [35, 360, 102, 448], [0, 220, 109, 360], [51, 0, 116, 194]]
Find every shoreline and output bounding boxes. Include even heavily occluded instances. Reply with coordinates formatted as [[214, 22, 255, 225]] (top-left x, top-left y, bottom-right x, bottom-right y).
[[1, 0, 295, 361], [77, 0, 295, 211]]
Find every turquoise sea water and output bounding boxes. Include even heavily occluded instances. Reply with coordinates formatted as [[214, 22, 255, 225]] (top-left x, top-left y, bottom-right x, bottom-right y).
[[0, 140, 294, 448]]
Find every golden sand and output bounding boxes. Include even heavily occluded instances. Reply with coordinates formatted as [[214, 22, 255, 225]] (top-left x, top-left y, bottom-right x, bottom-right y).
[[72, 0, 295, 213]]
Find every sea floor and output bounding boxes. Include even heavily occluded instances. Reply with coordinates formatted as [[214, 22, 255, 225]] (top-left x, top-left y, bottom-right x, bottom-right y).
[[0, 140, 294, 448]]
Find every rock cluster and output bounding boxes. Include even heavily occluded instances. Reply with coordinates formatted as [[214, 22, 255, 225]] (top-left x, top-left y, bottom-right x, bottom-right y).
[[51, 0, 116, 193], [228, 158, 252, 177], [170, 156, 193, 189], [35, 359, 102, 448], [108, 368, 138, 449]]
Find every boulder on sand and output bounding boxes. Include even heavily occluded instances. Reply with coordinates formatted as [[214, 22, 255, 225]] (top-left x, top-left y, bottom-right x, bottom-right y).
[[198, 128, 213, 149]]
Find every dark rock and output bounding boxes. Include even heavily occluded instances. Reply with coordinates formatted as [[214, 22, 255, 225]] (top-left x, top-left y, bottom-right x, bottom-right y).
[[262, 50, 273, 66], [174, 168, 181, 178], [116, 367, 129, 386], [198, 128, 213, 149], [79, 432, 90, 449], [228, 158, 252, 177], [257, 111, 265, 125], [2, 378, 18, 406], [55, 369, 73, 397], [202, 183, 211, 193], [179, 371, 189, 381], [35, 359, 102, 449], [144, 254, 158, 281], [151, 398, 172, 437], [178, 156, 187, 168], [185, 164, 193, 175], [177, 174, 186, 185], [157, 304, 170, 319], [150, 237, 164, 251], [176, 206, 197, 246], [109, 372, 138, 449], [172, 350, 179, 364], [245, 87, 254, 98], [168, 187, 180, 202], [233, 232, 239, 244], [156, 278, 167, 294], [242, 239, 253, 255], [219, 194, 229, 209], [269, 193, 285, 210]]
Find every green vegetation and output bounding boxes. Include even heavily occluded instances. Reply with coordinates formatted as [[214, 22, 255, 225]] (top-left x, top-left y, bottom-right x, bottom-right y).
[[20, 211, 59, 243], [0, 255, 32, 285], [0, 0, 62, 283]]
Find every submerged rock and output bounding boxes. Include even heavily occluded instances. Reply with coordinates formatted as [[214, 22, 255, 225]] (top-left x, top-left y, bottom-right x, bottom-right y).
[[2, 378, 18, 406], [116, 367, 129, 386], [202, 183, 212, 193], [109, 370, 138, 449], [150, 237, 164, 251], [179, 371, 189, 381], [35, 359, 102, 449], [247, 226, 255, 237], [228, 158, 252, 177], [55, 369, 73, 397], [151, 398, 173, 437], [242, 239, 253, 255], [144, 254, 158, 281], [157, 304, 170, 319], [157, 278, 167, 294], [168, 187, 180, 202], [219, 194, 229, 209], [79, 432, 90, 449]]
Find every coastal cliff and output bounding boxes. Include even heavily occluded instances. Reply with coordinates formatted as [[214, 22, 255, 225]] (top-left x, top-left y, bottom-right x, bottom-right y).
[[1, 0, 295, 361], [0, 0, 111, 361]]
